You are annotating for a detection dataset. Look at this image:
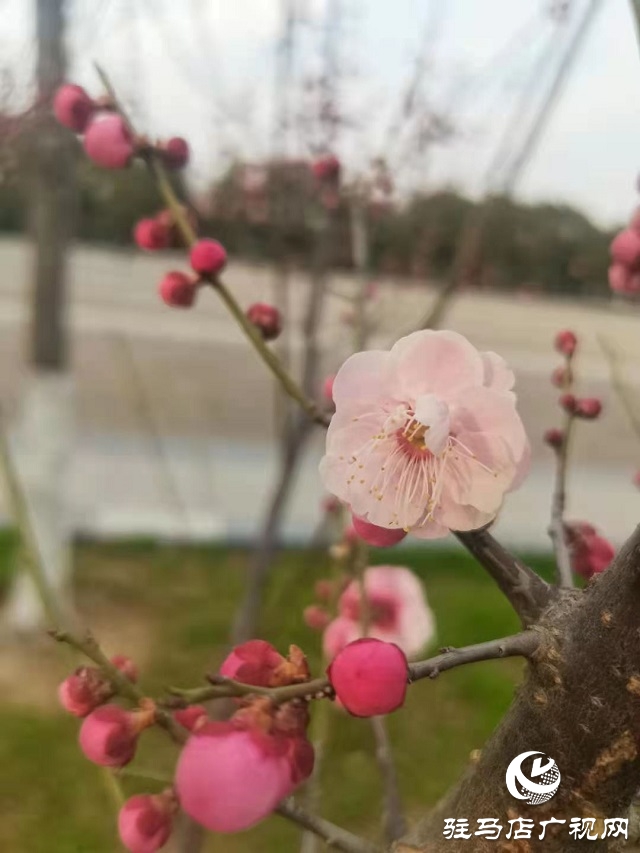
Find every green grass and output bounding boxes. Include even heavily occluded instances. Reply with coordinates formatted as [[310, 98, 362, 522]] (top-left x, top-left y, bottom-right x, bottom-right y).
[[0, 539, 554, 852]]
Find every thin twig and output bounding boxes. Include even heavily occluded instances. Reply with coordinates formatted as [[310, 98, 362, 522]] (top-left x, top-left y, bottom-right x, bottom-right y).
[[276, 799, 383, 853], [549, 411, 575, 588], [454, 528, 554, 625], [408, 631, 540, 681], [94, 64, 329, 429], [369, 715, 406, 843], [168, 676, 333, 706], [51, 629, 188, 744], [168, 632, 540, 707]]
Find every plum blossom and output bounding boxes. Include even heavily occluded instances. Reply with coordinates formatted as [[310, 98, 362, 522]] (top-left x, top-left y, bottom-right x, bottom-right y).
[[323, 565, 435, 659], [320, 330, 530, 539]]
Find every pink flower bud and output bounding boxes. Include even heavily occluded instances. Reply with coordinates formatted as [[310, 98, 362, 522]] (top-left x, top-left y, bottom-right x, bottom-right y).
[[565, 521, 615, 579], [189, 239, 227, 276], [158, 137, 189, 170], [58, 666, 112, 717], [175, 719, 313, 833], [611, 228, 640, 268], [327, 638, 408, 717], [53, 84, 95, 133], [554, 330, 577, 356], [575, 397, 602, 420], [118, 791, 176, 853], [58, 655, 138, 717], [303, 605, 331, 631], [559, 393, 577, 414], [79, 704, 152, 767], [351, 515, 407, 548], [312, 155, 340, 182], [219, 640, 285, 687], [634, 470, 640, 490], [83, 114, 135, 169], [174, 706, 208, 732], [133, 218, 171, 251], [159, 271, 197, 308], [544, 427, 564, 449], [246, 303, 282, 341], [550, 366, 569, 389], [322, 374, 335, 403]]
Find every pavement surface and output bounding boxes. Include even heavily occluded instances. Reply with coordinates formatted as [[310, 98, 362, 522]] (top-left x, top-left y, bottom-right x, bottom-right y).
[[1, 235, 639, 549]]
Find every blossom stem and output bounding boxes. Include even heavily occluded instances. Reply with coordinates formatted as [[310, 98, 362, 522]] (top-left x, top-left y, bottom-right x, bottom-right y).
[[277, 799, 383, 853], [549, 411, 575, 587], [94, 64, 329, 429], [168, 632, 540, 706], [50, 628, 188, 744]]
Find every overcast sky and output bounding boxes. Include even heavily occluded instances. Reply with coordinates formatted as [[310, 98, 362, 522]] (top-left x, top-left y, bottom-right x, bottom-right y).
[[5, 0, 640, 228]]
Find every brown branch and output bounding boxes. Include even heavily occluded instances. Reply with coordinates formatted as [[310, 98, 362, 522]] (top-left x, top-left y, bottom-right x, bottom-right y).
[[549, 412, 575, 588], [169, 632, 539, 707], [276, 800, 383, 853], [454, 528, 554, 625], [369, 715, 406, 843], [51, 629, 188, 745], [408, 631, 540, 681], [93, 64, 329, 430], [168, 676, 333, 706]]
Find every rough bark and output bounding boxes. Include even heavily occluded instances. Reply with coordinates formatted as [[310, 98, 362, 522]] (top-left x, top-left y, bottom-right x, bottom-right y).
[[404, 525, 640, 852]]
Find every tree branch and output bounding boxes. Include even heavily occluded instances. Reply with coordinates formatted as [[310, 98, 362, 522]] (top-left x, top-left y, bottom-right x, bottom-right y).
[[168, 631, 540, 707], [276, 800, 383, 853], [548, 411, 575, 587], [50, 629, 188, 745], [454, 528, 554, 625], [369, 715, 406, 844], [93, 64, 329, 429], [408, 631, 540, 681]]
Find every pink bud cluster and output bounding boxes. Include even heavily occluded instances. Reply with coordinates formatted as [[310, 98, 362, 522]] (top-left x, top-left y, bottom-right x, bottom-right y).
[[58, 654, 137, 716], [545, 330, 602, 449], [609, 211, 640, 296], [53, 83, 189, 172], [176, 640, 314, 833], [565, 521, 615, 580]]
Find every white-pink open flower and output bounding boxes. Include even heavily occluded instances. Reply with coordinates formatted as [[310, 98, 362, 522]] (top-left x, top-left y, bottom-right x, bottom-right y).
[[323, 566, 435, 659], [319, 330, 529, 539]]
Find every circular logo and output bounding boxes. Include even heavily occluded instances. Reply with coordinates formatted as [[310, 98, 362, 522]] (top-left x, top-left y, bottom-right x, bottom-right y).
[[505, 751, 561, 806]]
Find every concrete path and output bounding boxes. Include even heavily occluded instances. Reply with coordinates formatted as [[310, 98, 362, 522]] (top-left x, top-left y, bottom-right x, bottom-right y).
[[1, 236, 639, 549]]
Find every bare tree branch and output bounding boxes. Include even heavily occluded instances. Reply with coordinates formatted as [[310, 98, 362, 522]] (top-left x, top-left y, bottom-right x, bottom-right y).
[[277, 800, 383, 853], [454, 529, 553, 625], [370, 715, 406, 843], [408, 631, 540, 681], [548, 411, 575, 587]]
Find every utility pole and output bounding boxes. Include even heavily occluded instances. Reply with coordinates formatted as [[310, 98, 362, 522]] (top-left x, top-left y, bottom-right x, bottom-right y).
[[4, 0, 76, 631]]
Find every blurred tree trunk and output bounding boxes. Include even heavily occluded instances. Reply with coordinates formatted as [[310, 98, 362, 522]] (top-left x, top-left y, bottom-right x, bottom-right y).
[[4, 0, 76, 632]]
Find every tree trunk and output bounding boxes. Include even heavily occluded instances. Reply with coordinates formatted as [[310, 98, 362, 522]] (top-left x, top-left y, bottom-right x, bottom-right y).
[[404, 526, 640, 852], [3, 0, 75, 632]]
